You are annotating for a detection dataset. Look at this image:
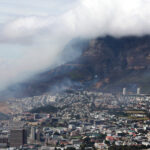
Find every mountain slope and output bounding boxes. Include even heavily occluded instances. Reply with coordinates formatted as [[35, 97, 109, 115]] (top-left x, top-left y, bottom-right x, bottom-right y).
[[1, 35, 150, 99], [69, 36, 150, 93]]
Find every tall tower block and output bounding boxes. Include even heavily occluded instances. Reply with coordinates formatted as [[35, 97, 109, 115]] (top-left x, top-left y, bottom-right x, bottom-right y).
[[137, 88, 141, 95], [31, 126, 36, 141], [10, 129, 27, 147], [123, 88, 126, 95]]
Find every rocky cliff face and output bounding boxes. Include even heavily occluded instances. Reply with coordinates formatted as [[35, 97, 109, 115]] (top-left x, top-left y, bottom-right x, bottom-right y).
[[1, 36, 150, 99], [76, 36, 150, 93], [75, 36, 150, 90]]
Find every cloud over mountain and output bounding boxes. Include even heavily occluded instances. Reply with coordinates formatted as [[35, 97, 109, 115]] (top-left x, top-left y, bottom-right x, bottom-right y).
[[0, 0, 150, 90]]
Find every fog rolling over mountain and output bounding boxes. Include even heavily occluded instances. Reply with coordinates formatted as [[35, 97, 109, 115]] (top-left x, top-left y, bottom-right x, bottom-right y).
[[1, 0, 150, 97], [1, 35, 150, 99]]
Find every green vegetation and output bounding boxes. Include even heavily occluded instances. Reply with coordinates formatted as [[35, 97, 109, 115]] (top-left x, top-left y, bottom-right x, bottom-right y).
[[128, 116, 149, 121], [30, 104, 58, 113], [125, 110, 149, 120], [126, 111, 145, 114], [69, 70, 87, 81], [109, 145, 150, 150], [0, 112, 9, 120], [71, 136, 82, 139], [80, 137, 95, 150], [108, 109, 128, 117]]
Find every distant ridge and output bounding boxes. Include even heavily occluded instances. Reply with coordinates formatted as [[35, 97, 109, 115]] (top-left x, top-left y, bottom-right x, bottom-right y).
[[1, 36, 150, 99]]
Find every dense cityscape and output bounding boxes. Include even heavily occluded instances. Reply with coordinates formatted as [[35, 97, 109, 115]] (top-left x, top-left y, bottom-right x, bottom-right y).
[[0, 88, 150, 149]]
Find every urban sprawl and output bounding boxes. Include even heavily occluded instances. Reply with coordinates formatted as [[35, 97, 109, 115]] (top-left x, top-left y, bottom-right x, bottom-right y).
[[1, 88, 150, 150]]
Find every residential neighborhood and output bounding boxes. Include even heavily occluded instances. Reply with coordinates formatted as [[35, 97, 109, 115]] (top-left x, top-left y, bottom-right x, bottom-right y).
[[0, 89, 150, 149]]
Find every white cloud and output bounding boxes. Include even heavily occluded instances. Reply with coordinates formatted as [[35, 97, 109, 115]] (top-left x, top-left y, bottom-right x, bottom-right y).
[[0, 0, 150, 90]]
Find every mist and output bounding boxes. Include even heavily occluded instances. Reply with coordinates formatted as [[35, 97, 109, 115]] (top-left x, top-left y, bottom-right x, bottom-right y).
[[0, 0, 150, 90]]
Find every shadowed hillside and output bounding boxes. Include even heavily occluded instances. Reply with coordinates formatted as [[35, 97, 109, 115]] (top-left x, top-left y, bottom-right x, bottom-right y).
[[1, 36, 150, 98]]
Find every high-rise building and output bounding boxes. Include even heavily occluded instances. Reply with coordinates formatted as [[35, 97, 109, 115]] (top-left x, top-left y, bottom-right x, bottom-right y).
[[0, 136, 8, 148], [9, 129, 27, 147], [30, 127, 36, 141], [123, 88, 127, 95], [0, 136, 8, 144], [137, 88, 141, 95]]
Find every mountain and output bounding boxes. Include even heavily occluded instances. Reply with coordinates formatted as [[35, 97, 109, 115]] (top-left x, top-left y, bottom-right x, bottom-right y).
[[1, 35, 150, 99]]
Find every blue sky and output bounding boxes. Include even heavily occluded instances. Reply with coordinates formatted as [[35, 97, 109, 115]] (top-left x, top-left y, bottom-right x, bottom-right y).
[[0, 0, 77, 59], [0, 0, 76, 20]]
